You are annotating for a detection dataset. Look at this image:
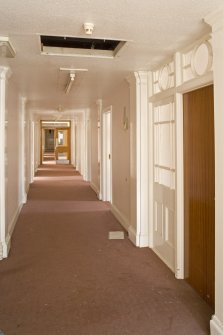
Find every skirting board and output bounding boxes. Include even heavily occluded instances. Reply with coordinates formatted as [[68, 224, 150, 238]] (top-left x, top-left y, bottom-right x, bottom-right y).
[[110, 204, 130, 232], [211, 316, 223, 335], [90, 182, 100, 199], [128, 225, 138, 246], [152, 247, 175, 273], [128, 225, 149, 247], [3, 202, 23, 258], [0, 243, 3, 260]]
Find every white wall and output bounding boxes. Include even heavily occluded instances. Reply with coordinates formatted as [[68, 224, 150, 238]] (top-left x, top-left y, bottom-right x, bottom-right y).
[[5, 79, 26, 255], [90, 80, 131, 230], [90, 103, 100, 195]]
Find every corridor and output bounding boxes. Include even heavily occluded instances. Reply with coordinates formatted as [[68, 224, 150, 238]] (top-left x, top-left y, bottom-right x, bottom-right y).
[[0, 164, 213, 335]]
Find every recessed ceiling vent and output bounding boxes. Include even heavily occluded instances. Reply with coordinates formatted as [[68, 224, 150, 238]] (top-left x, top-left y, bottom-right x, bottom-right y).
[[40, 35, 126, 58]]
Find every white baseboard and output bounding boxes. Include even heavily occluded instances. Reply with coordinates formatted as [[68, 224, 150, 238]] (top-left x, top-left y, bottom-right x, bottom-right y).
[[127, 225, 149, 247], [110, 204, 130, 232], [3, 203, 23, 258], [0, 242, 3, 260], [152, 247, 175, 272], [90, 182, 100, 199], [128, 225, 137, 246], [211, 316, 223, 335]]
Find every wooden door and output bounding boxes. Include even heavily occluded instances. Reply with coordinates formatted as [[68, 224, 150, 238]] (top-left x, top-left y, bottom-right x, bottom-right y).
[[184, 85, 215, 308]]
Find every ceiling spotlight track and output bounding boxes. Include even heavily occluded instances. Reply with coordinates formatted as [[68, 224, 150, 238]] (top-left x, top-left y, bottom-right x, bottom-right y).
[[65, 72, 75, 95], [0, 36, 16, 58]]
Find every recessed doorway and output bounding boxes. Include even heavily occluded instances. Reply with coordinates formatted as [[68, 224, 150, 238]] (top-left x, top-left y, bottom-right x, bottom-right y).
[[183, 85, 215, 309], [41, 121, 71, 165]]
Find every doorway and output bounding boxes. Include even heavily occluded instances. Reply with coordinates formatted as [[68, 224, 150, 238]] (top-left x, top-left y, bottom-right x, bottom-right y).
[[40, 121, 71, 165], [44, 129, 55, 163], [183, 85, 215, 308], [102, 108, 112, 202]]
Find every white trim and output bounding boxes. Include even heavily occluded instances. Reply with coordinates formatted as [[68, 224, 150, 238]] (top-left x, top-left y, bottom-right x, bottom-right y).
[[3, 203, 23, 258], [111, 203, 130, 232], [96, 99, 103, 201], [152, 247, 175, 272], [90, 181, 100, 198], [135, 71, 149, 247], [127, 225, 149, 247], [128, 225, 137, 246], [101, 106, 112, 202], [205, 7, 223, 32], [0, 66, 10, 261], [175, 93, 184, 279], [211, 316, 223, 335], [148, 93, 154, 247]]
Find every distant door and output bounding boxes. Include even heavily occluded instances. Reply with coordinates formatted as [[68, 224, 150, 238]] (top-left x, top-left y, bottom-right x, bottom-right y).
[[45, 129, 55, 152], [184, 85, 215, 308]]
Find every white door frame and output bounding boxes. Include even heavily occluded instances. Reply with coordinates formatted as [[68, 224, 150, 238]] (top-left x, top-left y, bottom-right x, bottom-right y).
[[101, 106, 112, 202], [0, 67, 10, 260]]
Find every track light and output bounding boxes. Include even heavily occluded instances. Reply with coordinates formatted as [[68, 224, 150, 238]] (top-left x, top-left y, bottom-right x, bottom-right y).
[[65, 73, 75, 95], [0, 36, 16, 58]]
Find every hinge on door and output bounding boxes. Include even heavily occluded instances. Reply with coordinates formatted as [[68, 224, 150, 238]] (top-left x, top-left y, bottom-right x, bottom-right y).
[[108, 154, 111, 159]]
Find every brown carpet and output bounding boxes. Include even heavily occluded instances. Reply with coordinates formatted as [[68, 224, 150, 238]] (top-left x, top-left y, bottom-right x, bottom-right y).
[[0, 164, 213, 335]]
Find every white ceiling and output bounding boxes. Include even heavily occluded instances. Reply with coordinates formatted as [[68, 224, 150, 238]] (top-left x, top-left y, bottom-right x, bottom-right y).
[[0, 0, 222, 116]]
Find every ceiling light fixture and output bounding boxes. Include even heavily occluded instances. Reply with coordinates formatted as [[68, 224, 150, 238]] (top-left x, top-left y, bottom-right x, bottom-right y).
[[65, 73, 75, 95], [0, 36, 16, 58], [60, 67, 88, 72]]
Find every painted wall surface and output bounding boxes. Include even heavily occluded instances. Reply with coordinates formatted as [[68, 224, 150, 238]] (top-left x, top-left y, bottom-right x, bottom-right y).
[[104, 80, 130, 227], [5, 80, 20, 236], [90, 104, 100, 193]]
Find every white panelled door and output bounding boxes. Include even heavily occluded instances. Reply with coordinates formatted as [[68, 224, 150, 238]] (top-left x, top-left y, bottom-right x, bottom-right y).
[[153, 98, 175, 271]]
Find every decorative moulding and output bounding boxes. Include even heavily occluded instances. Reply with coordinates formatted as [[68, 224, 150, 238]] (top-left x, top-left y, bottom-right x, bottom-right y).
[[205, 7, 223, 32], [191, 41, 213, 77], [158, 64, 171, 91]]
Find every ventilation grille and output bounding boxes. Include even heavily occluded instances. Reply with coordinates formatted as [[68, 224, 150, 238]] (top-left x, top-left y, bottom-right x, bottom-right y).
[[40, 35, 126, 58]]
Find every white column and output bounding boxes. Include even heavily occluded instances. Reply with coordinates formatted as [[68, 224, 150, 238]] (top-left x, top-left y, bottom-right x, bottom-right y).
[[0, 67, 10, 260], [127, 71, 149, 247], [205, 8, 223, 335]]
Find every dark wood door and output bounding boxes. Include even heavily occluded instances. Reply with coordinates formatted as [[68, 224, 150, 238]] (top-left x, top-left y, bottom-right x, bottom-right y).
[[184, 85, 215, 309]]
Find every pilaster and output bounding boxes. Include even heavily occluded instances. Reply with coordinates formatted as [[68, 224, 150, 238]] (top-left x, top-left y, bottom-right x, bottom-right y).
[[0, 66, 10, 259], [205, 8, 223, 335], [127, 71, 149, 247]]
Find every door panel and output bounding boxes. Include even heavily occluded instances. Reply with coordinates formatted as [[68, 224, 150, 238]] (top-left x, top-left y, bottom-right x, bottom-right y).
[[153, 99, 176, 271], [184, 85, 215, 308]]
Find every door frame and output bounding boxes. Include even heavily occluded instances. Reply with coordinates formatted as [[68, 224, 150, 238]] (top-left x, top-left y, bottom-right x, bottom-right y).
[[175, 82, 214, 279], [148, 77, 213, 279], [101, 106, 112, 202]]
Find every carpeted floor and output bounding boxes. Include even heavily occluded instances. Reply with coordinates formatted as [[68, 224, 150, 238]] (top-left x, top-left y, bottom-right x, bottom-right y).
[[0, 164, 213, 335]]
